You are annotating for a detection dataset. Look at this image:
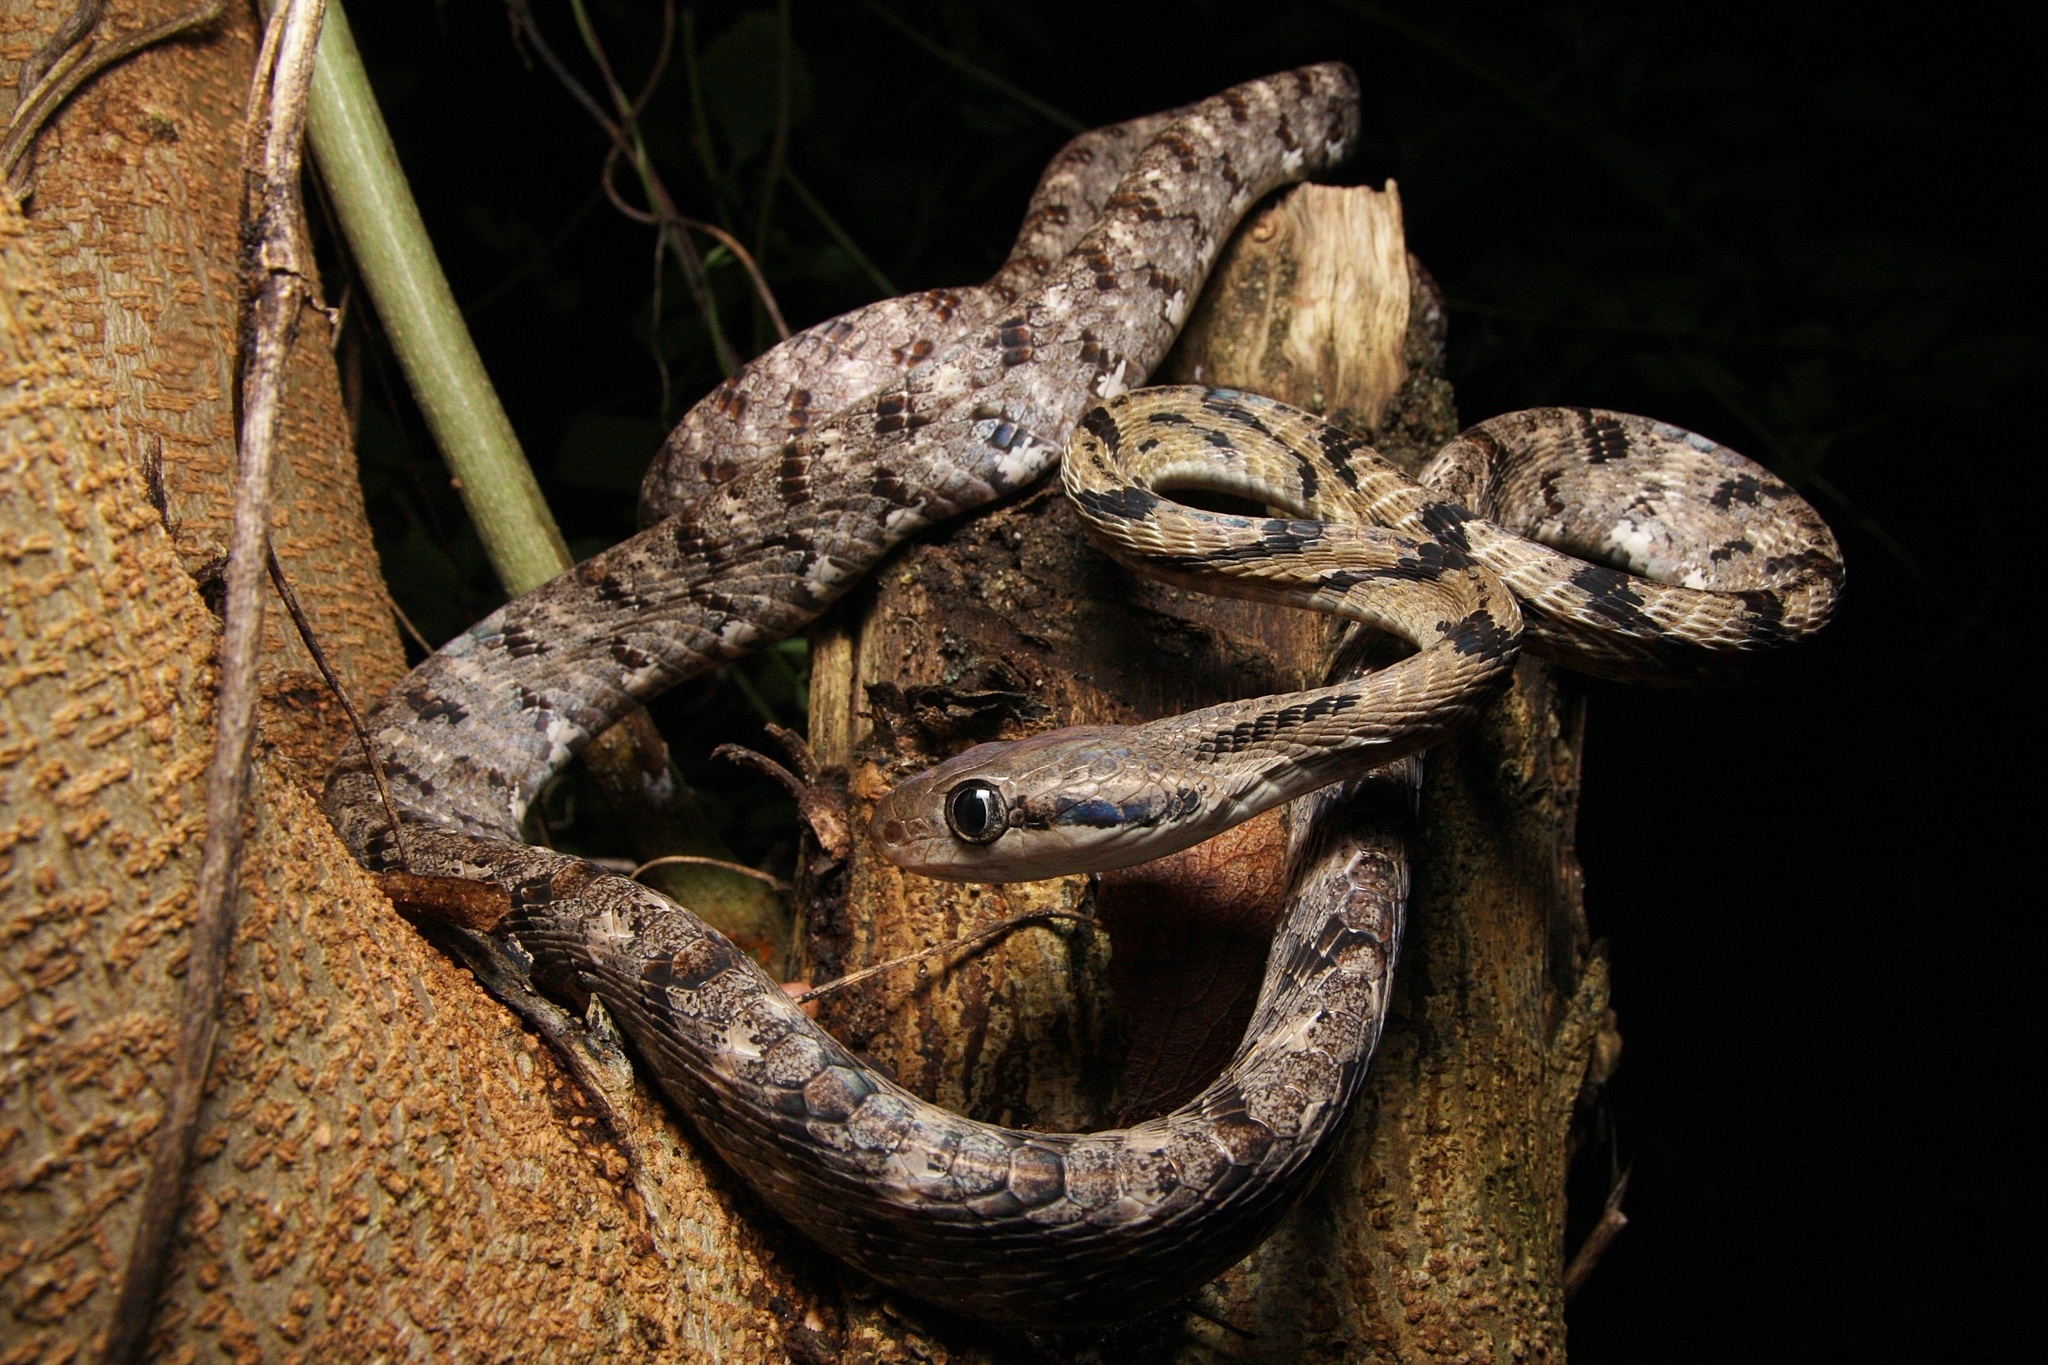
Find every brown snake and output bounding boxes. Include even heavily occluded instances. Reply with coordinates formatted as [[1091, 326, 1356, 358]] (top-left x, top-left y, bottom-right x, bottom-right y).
[[322, 64, 1841, 1326]]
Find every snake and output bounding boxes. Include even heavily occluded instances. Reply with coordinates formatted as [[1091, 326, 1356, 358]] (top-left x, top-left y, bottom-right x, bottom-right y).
[[321, 63, 1842, 1327]]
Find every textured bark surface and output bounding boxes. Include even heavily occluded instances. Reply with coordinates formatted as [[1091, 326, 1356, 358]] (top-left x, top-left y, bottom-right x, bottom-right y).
[[0, 14, 837, 1361], [803, 182, 1610, 1361], [1, 0, 404, 787]]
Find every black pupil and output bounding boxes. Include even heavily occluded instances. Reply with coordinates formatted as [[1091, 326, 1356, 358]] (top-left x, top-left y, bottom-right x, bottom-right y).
[[950, 784, 1001, 840]]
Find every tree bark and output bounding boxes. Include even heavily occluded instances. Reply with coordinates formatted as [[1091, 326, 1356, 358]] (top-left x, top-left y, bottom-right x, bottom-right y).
[[800, 182, 1612, 1361], [0, 14, 1611, 1356], [0, 13, 830, 1362], [0, 0, 403, 786]]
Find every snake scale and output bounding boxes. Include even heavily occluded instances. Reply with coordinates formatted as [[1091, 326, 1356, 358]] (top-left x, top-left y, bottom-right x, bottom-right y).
[[323, 64, 1841, 1326]]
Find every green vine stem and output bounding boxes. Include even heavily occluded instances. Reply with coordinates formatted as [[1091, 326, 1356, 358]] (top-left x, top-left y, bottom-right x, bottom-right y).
[[280, 0, 570, 595]]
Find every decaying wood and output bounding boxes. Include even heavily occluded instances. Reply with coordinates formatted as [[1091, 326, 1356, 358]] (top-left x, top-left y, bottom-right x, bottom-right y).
[[801, 181, 1610, 1361]]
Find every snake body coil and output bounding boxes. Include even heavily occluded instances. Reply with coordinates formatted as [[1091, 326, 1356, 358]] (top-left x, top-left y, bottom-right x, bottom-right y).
[[323, 65, 1840, 1326]]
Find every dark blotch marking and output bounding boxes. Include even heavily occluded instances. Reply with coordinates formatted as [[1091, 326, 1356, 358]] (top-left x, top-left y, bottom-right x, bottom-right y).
[[1199, 390, 1283, 444], [1710, 474, 1765, 510], [870, 467, 918, 510], [1317, 424, 1361, 489], [1261, 518, 1322, 556], [1104, 190, 1167, 224], [1154, 130, 1201, 172], [1199, 691, 1363, 757], [591, 572, 645, 609], [889, 337, 935, 369], [1076, 245, 1119, 291], [1147, 516, 1327, 574], [1448, 608, 1520, 660], [1736, 589, 1791, 643], [1047, 790, 1196, 832], [610, 640, 655, 670], [874, 392, 911, 436], [778, 448, 812, 506], [708, 380, 746, 421], [1072, 484, 1161, 522], [674, 511, 728, 573], [1049, 797, 1125, 829], [1568, 562, 1654, 629], [783, 388, 813, 436], [501, 625, 550, 659], [1395, 538, 1474, 577], [1574, 408, 1633, 464], [1414, 501, 1473, 551], [402, 686, 467, 725], [1709, 537, 1754, 563], [1291, 450, 1321, 501], [1078, 406, 1122, 455], [1763, 548, 1839, 583]]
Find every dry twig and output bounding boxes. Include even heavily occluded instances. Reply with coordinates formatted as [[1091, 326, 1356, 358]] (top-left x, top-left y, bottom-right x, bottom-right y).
[[265, 544, 412, 870], [97, 3, 327, 1359], [1563, 1165, 1632, 1300], [507, 0, 791, 388], [10, 0, 106, 102], [792, 909, 1093, 1006], [1, 1, 227, 196], [633, 854, 791, 893]]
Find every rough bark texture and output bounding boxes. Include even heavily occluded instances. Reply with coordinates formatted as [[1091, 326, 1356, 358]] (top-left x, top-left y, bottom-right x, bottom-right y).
[[1, 0, 404, 787], [0, 13, 836, 1362], [801, 182, 1611, 1361]]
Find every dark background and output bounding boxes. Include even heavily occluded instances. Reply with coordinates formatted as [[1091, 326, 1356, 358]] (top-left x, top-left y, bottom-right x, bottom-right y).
[[335, 2, 2040, 1359]]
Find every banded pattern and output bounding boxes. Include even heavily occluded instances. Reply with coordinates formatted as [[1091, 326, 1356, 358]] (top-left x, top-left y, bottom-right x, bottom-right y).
[[876, 387, 1838, 887], [324, 67, 1840, 1327], [638, 105, 1188, 521]]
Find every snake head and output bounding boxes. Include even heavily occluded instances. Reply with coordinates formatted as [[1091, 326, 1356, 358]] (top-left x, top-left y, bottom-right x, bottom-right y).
[[871, 726, 1209, 882]]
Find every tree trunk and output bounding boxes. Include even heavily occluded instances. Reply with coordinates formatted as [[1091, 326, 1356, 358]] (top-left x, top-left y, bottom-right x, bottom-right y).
[[0, 13, 831, 1362], [0, 13, 1608, 1358], [800, 182, 1611, 1361]]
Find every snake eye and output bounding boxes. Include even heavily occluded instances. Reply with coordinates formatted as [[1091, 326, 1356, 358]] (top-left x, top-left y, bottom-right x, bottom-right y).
[[944, 780, 1008, 844]]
